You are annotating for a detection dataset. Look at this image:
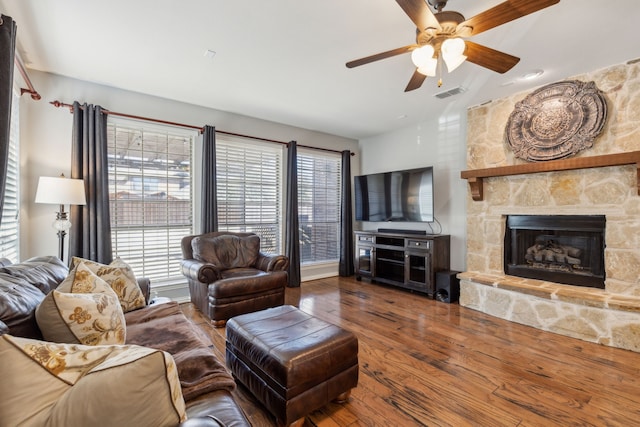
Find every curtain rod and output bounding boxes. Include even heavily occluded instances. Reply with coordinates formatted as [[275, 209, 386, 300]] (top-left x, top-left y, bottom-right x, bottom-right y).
[[15, 56, 41, 100], [50, 100, 354, 156]]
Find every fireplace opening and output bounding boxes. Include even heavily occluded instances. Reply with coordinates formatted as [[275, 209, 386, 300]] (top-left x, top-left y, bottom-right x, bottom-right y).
[[504, 215, 605, 288]]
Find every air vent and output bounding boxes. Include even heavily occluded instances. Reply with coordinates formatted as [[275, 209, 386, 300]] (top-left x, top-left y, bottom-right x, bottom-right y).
[[434, 86, 466, 99]]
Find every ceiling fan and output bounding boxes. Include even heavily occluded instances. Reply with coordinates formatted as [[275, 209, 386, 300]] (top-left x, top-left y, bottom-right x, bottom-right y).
[[346, 0, 560, 92]]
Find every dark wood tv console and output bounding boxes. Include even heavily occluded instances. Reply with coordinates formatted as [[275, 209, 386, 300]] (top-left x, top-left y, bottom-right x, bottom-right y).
[[354, 231, 450, 296]]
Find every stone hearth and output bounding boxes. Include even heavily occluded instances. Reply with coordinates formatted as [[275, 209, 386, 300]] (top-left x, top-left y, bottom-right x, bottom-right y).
[[460, 59, 640, 352], [459, 272, 640, 351]]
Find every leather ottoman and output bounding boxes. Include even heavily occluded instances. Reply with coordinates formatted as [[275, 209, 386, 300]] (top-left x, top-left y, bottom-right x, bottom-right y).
[[225, 305, 359, 427]]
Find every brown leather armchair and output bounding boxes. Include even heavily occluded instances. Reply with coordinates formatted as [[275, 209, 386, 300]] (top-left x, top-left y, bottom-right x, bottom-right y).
[[180, 231, 289, 327]]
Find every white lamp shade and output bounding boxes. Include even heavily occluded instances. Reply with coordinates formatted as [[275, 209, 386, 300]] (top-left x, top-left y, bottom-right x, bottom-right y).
[[442, 38, 467, 72], [35, 176, 87, 206]]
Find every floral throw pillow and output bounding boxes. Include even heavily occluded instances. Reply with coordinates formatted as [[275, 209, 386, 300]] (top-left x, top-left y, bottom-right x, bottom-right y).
[[71, 257, 146, 312], [0, 335, 186, 426], [35, 262, 126, 345]]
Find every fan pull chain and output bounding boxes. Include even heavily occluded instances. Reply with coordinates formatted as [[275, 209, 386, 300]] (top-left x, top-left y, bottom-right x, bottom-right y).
[[437, 55, 443, 87]]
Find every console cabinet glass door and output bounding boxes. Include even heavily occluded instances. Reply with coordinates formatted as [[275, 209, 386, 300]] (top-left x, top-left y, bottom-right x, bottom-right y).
[[406, 252, 431, 290], [356, 244, 373, 277]]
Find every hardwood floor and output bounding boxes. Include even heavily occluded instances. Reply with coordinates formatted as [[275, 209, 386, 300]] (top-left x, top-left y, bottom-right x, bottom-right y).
[[182, 276, 640, 426]]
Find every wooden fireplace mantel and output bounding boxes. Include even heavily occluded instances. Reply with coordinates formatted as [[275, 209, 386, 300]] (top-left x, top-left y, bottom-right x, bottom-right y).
[[460, 151, 640, 201]]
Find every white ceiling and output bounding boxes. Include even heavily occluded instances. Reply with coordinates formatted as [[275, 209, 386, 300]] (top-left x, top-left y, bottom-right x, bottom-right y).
[[2, 0, 640, 140]]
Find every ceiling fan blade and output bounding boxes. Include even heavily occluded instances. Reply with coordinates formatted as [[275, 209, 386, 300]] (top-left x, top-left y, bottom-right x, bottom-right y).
[[405, 69, 427, 92], [457, 0, 560, 37], [346, 45, 417, 68], [396, 0, 441, 32], [464, 41, 520, 74]]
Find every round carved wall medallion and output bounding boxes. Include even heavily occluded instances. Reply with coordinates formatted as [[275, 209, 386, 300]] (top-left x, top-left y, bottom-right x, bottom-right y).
[[505, 80, 607, 162]]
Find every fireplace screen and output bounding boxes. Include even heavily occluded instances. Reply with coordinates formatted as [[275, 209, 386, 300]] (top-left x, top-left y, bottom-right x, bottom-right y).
[[504, 215, 605, 288]]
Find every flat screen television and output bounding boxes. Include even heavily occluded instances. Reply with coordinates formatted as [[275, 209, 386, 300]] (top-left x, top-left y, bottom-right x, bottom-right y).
[[354, 166, 434, 222]]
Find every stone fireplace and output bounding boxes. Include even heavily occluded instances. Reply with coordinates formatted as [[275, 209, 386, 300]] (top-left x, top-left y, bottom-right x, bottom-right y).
[[458, 59, 640, 352]]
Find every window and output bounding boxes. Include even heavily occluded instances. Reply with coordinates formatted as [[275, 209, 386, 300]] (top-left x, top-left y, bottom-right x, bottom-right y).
[[216, 136, 283, 254], [297, 150, 341, 264], [0, 91, 20, 262], [107, 119, 195, 282]]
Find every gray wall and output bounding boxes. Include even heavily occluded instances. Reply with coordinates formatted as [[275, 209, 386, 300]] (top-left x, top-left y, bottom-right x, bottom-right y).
[[358, 111, 468, 272]]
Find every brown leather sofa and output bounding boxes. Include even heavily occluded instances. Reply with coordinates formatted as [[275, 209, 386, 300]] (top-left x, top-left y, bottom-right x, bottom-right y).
[[180, 231, 289, 326], [0, 256, 251, 427]]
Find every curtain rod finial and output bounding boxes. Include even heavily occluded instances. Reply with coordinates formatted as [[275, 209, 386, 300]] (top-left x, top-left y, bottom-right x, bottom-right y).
[[22, 89, 41, 100], [50, 100, 74, 112]]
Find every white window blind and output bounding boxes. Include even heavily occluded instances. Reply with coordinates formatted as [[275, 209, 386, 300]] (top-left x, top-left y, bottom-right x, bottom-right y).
[[216, 136, 282, 254], [0, 91, 20, 262], [107, 119, 194, 282], [297, 149, 341, 264]]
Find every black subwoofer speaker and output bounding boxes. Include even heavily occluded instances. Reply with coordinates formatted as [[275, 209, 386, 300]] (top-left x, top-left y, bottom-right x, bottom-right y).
[[435, 271, 460, 303]]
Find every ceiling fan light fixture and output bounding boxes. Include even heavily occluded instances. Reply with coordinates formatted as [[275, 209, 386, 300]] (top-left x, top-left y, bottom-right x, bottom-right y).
[[417, 60, 437, 77], [411, 45, 435, 68], [444, 53, 467, 72], [441, 38, 467, 72]]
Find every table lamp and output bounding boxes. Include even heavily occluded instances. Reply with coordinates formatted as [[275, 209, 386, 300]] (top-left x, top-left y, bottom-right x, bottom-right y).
[[35, 174, 86, 261]]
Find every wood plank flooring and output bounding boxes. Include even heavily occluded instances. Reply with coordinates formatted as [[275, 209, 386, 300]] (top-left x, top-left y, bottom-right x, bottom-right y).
[[182, 276, 640, 426]]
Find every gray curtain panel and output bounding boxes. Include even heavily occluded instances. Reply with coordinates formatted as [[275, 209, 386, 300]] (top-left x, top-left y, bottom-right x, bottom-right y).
[[69, 102, 113, 264], [0, 15, 17, 225], [339, 150, 354, 276], [285, 141, 301, 287], [201, 125, 218, 233]]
